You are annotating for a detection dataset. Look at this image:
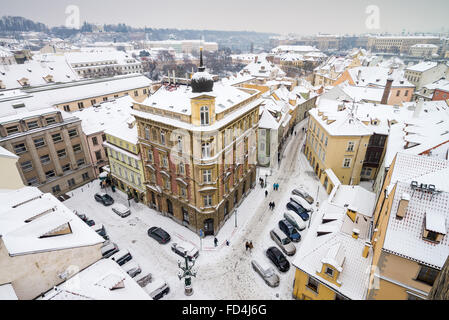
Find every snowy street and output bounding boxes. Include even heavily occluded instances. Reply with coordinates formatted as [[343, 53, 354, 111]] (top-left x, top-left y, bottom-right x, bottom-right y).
[[63, 119, 330, 300]]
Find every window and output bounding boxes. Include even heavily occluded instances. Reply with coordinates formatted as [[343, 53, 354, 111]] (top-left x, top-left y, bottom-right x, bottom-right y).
[[134, 159, 139, 169], [162, 155, 168, 168], [27, 177, 38, 186], [160, 131, 165, 145], [40, 155, 51, 165], [416, 266, 439, 286], [134, 90, 138, 97], [27, 121, 39, 130], [52, 185, 61, 194], [68, 129, 78, 138], [92, 137, 98, 146], [73, 144, 81, 153], [45, 170, 55, 179], [152, 129, 157, 140], [78, 102, 84, 110], [34, 137, 46, 148], [203, 194, 212, 207], [14, 143, 27, 154], [63, 105, 70, 112], [90, 99, 96, 105], [150, 171, 156, 183], [95, 151, 102, 161], [324, 137, 328, 146], [62, 163, 71, 172], [57, 149, 66, 158], [177, 136, 183, 153], [144, 127, 150, 140], [405, 90, 408, 97], [200, 106, 210, 125], [343, 158, 351, 168], [306, 276, 319, 293], [182, 208, 189, 222], [52, 133, 62, 143], [103, 97, 108, 102], [102, 134, 106, 142], [6, 125, 20, 135], [347, 141, 355, 152], [77, 158, 85, 166], [68, 178, 76, 187], [21, 161, 33, 172], [179, 162, 185, 175], [325, 267, 334, 277], [202, 142, 211, 158], [203, 169, 212, 183], [164, 178, 171, 190], [396, 90, 400, 97], [180, 187, 187, 198], [424, 230, 439, 242], [147, 149, 153, 163]]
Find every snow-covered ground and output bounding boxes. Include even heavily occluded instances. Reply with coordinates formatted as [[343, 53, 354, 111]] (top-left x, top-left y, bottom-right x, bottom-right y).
[[63, 119, 329, 300]]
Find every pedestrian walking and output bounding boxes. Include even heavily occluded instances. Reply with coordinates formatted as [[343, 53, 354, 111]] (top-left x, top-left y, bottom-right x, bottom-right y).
[[265, 190, 268, 197], [268, 202, 272, 210], [294, 131, 297, 136], [249, 241, 254, 252], [276, 183, 279, 191], [272, 201, 276, 210], [214, 237, 218, 247], [226, 240, 230, 246], [245, 241, 249, 251], [273, 183, 276, 191]]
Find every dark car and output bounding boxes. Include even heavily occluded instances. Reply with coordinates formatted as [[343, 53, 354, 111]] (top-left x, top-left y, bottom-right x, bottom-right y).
[[92, 224, 109, 240], [278, 219, 301, 242], [94, 193, 114, 206], [148, 227, 171, 244], [110, 249, 133, 266], [286, 201, 310, 221], [76, 212, 88, 222], [101, 241, 119, 258], [85, 219, 95, 226], [266, 246, 290, 272]]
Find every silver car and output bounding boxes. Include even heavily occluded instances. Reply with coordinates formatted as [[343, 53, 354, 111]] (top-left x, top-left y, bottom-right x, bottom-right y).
[[251, 260, 280, 287], [292, 188, 314, 204], [121, 260, 141, 278], [112, 203, 131, 218], [269, 228, 296, 256]]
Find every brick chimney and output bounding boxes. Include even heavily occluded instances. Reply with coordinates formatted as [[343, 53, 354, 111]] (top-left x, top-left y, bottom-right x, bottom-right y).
[[381, 76, 393, 105]]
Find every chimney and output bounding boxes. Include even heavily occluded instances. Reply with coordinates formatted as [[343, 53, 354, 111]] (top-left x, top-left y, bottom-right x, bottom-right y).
[[255, 55, 258, 63], [396, 192, 410, 220], [362, 241, 372, 258], [413, 98, 424, 118], [381, 76, 393, 105], [357, 69, 362, 80]]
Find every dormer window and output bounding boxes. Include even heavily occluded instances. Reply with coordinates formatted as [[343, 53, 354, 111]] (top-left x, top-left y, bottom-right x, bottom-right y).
[[423, 211, 446, 243], [200, 106, 210, 125], [325, 267, 334, 277]]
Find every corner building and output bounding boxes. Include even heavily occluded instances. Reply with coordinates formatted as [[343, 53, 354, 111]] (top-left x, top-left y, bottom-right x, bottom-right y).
[[132, 51, 262, 235]]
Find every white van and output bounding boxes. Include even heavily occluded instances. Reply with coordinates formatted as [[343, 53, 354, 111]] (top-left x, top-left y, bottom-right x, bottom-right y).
[[145, 279, 170, 300]]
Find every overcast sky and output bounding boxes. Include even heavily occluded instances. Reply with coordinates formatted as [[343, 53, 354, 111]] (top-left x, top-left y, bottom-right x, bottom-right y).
[[1, 0, 449, 35]]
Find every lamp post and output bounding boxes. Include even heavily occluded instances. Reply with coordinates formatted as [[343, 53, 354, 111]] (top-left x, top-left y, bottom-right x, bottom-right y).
[[234, 209, 238, 228], [178, 254, 197, 296]]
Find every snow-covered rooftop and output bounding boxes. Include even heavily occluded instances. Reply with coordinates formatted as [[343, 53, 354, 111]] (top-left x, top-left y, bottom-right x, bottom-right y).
[[40, 259, 150, 300], [406, 61, 438, 73], [0, 187, 104, 256], [0, 284, 18, 300], [347, 66, 414, 88]]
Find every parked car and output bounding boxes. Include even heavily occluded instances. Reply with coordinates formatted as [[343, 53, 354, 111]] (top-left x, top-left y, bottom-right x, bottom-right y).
[[147, 227, 171, 244], [94, 193, 114, 206], [269, 228, 296, 256], [75, 211, 88, 222], [135, 273, 152, 288], [91, 224, 109, 240], [266, 246, 290, 272], [171, 241, 199, 261], [121, 260, 142, 278], [101, 241, 119, 258], [286, 201, 310, 221], [110, 249, 132, 266], [292, 188, 314, 204], [146, 279, 170, 300], [278, 219, 301, 242], [251, 260, 280, 287], [112, 203, 131, 218], [284, 211, 306, 231], [290, 195, 313, 212], [85, 219, 95, 226]]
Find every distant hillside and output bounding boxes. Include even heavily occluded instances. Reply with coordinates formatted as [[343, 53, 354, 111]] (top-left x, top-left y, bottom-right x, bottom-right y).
[[0, 16, 49, 32]]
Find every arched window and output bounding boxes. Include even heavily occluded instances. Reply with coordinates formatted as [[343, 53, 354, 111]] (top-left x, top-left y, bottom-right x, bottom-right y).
[[200, 106, 209, 125]]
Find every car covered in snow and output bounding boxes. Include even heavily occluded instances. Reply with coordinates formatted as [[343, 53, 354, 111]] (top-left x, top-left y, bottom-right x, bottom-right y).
[[283, 211, 306, 231], [251, 260, 280, 287], [286, 201, 310, 221], [269, 228, 296, 256], [266, 246, 290, 272], [101, 241, 119, 258], [91, 224, 109, 240], [145, 278, 170, 300], [135, 273, 152, 288], [112, 203, 131, 218], [171, 241, 199, 261], [121, 260, 142, 278], [147, 227, 171, 244], [94, 193, 114, 206], [110, 249, 133, 266], [292, 188, 314, 204], [290, 195, 313, 212]]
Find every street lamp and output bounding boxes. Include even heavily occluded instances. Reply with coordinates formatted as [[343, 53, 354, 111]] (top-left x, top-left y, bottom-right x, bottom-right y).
[[178, 254, 197, 296]]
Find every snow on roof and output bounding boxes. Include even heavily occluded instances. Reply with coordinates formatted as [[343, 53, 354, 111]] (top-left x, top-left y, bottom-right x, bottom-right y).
[[40, 259, 150, 300], [65, 50, 139, 65], [271, 45, 320, 54], [0, 59, 80, 90], [292, 186, 374, 300], [241, 54, 285, 79], [258, 107, 280, 129], [331, 185, 376, 217], [347, 66, 414, 88], [406, 61, 438, 72], [0, 187, 104, 256], [426, 211, 447, 235], [0, 284, 18, 300], [0, 146, 18, 159], [383, 153, 449, 269]]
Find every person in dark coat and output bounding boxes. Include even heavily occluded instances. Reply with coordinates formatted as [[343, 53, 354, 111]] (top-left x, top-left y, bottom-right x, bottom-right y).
[[265, 190, 268, 197], [249, 241, 254, 252], [245, 241, 249, 251], [272, 202, 276, 210], [214, 237, 218, 247]]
